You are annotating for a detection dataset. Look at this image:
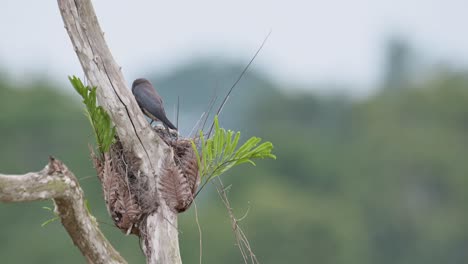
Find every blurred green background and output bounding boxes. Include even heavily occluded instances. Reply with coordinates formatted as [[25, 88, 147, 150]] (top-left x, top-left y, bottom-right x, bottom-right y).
[[2, 36, 468, 264]]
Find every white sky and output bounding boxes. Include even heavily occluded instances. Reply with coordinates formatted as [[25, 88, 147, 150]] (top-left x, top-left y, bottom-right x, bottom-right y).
[[1, 0, 467, 94]]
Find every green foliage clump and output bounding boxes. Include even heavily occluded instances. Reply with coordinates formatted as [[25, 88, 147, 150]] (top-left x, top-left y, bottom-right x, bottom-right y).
[[69, 76, 115, 153], [192, 116, 276, 188]]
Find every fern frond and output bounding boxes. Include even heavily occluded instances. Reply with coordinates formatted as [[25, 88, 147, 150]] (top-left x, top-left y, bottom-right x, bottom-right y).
[[69, 76, 116, 153]]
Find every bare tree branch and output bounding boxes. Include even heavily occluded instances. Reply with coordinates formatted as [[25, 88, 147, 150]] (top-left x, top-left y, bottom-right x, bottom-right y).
[[56, 0, 182, 263], [0, 157, 126, 264]]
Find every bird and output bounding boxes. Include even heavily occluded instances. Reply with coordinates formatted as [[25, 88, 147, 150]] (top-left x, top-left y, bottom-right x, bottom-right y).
[[131, 78, 177, 131]]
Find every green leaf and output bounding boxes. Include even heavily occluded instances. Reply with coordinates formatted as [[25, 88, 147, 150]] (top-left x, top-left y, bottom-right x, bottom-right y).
[[191, 140, 202, 170], [41, 217, 59, 227], [235, 137, 261, 159], [84, 199, 93, 215], [41, 204, 59, 227], [235, 158, 256, 166], [195, 115, 276, 190], [69, 76, 115, 153]]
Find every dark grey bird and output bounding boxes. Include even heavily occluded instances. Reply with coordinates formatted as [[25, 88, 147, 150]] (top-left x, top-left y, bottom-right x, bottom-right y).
[[132, 78, 177, 130]]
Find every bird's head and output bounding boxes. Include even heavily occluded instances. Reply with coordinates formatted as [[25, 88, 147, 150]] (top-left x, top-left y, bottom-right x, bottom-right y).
[[132, 78, 151, 91]]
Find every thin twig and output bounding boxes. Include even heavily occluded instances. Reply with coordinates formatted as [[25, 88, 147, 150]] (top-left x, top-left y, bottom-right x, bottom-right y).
[[189, 112, 206, 138], [194, 202, 203, 264], [208, 30, 272, 138], [176, 96, 180, 130], [78, 175, 98, 181], [215, 177, 259, 264], [191, 91, 218, 140], [201, 92, 218, 134], [237, 203, 251, 222]]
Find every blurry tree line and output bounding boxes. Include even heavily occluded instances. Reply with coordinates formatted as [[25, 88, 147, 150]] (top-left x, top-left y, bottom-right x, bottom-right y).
[[1, 39, 468, 263]]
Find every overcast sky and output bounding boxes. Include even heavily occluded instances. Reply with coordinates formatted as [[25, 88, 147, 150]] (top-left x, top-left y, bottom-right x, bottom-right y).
[[1, 0, 467, 94]]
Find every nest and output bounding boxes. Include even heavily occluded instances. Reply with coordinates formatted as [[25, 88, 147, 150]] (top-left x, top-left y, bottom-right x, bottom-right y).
[[92, 126, 200, 235]]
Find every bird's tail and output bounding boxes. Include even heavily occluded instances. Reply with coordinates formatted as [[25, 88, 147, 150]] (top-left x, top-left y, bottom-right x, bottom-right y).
[[162, 116, 177, 130]]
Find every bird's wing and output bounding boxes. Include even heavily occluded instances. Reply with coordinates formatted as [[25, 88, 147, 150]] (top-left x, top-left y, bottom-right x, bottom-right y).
[[135, 84, 165, 115], [134, 83, 177, 130]]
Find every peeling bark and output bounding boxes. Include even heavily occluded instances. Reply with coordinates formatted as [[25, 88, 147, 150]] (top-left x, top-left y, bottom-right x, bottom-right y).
[[0, 157, 126, 264]]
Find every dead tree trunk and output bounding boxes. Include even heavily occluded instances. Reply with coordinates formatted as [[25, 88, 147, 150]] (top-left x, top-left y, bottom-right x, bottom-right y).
[[57, 0, 183, 263]]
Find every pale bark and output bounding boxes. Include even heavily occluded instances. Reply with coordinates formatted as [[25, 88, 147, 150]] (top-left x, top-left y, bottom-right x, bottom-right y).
[[57, 0, 181, 263], [0, 157, 126, 264]]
